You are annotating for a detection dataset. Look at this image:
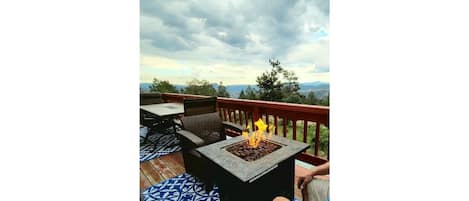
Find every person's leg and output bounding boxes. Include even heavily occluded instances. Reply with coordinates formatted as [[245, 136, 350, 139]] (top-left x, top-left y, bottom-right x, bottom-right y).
[[273, 196, 290, 201], [303, 179, 329, 201]]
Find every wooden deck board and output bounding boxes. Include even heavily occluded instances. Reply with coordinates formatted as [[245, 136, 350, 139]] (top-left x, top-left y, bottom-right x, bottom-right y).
[[140, 170, 152, 191], [140, 151, 307, 200], [140, 162, 162, 185]]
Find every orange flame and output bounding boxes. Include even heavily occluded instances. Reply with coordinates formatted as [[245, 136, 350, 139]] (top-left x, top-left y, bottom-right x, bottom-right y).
[[242, 119, 275, 148]]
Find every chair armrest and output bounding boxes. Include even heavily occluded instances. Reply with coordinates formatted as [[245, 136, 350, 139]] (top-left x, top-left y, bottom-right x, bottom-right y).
[[222, 121, 244, 134], [177, 130, 205, 147]]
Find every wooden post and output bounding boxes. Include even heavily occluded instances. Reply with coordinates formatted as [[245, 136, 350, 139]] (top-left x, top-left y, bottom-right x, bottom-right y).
[[314, 122, 320, 156], [303, 120, 308, 143], [292, 120, 297, 140]]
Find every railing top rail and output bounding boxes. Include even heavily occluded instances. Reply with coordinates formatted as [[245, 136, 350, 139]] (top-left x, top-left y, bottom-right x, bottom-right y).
[[161, 93, 329, 115]]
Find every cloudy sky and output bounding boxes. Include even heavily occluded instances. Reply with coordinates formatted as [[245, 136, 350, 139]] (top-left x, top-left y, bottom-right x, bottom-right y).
[[140, 0, 329, 85]]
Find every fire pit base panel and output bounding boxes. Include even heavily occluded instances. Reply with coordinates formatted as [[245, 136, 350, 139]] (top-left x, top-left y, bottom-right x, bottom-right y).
[[210, 157, 295, 201], [196, 135, 310, 201]]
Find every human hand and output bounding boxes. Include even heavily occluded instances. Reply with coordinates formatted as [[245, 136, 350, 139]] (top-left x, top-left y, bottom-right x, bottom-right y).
[[297, 174, 313, 190]]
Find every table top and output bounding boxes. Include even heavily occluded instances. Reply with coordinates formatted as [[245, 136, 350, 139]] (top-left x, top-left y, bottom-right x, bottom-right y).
[[197, 135, 310, 183], [140, 103, 184, 118]]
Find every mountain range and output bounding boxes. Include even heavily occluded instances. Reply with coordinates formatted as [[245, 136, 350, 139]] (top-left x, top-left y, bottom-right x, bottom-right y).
[[140, 81, 329, 99]]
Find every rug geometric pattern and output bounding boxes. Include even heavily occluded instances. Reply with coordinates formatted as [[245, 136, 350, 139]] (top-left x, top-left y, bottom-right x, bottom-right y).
[[140, 127, 181, 162], [142, 173, 220, 201], [142, 173, 300, 201]]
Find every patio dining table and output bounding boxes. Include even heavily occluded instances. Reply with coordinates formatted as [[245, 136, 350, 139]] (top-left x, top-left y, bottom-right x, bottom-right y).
[[140, 103, 184, 150], [140, 102, 184, 118]]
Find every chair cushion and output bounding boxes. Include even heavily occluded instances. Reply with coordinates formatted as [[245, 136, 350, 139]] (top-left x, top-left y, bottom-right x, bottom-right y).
[[199, 131, 221, 145], [181, 112, 223, 144]]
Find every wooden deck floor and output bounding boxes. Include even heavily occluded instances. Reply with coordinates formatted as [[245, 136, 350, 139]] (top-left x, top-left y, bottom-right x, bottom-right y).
[[140, 151, 312, 200]]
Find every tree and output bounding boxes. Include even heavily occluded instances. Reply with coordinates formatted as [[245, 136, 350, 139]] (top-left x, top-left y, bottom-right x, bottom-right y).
[[216, 82, 230, 98], [319, 93, 329, 106], [256, 59, 284, 101], [238, 90, 246, 99], [283, 94, 303, 103], [281, 70, 300, 96], [280, 63, 304, 103], [304, 91, 318, 105], [149, 78, 177, 93], [256, 59, 305, 103], [183, 79, 217, 96], [245, 85, 258, 100]]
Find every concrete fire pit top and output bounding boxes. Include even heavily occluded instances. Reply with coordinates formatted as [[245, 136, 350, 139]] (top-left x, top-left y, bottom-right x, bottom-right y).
[[196, 135, 310, 182]]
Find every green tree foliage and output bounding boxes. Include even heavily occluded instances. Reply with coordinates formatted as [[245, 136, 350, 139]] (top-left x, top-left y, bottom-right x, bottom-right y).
[[256, 59, 305, 103], [281, 70, 301, 97], [216, 82, 230, 98], [184, 79, 217, 96], [281, 70, 304, 103], [319, 93, 329, 106], [238, 90, 246, 99], [256, 59, 285, 101], [304, 91, 318, 105], [283, 94, 303, 103], [245, 85, 258, 100], [149, 78, 177, 93]]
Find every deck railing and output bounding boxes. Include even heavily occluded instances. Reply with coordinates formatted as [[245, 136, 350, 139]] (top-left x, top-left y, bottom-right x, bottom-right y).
[[161, 93, 329, 165]]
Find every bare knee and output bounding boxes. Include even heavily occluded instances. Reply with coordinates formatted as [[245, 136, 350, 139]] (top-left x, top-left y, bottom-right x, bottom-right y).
[[273, 196, 290, 201]]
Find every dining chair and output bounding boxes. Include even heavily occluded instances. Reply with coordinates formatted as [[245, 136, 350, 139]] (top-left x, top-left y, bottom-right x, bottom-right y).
[[140, 92, 171, 144]]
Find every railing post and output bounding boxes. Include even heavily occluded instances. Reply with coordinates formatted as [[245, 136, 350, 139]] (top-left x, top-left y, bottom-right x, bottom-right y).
[[292, 120, 297, 140], [314, 122, 320, 156], [244, 111, 249, 127], [283, 117, 287, 137], [303, 120, 308, 143], [274, 116, 278, 135], [253, 107, 260, 124]]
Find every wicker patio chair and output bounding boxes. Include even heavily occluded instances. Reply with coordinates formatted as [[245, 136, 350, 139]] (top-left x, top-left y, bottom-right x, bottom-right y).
[[183, 96, 217, 116], [176, 112, 243, 191]]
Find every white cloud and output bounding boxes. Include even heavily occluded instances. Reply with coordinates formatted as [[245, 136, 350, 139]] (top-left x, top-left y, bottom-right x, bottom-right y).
[[140, 55, 184, 70], [286, 38, 329, 70], [217, 32, 227, 37], [140, 0, 329, 84]]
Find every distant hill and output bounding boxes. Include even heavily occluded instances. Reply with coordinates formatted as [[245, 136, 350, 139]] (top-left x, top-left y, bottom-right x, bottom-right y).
[[297, 82, 330, 99], [225, 85, 259, 98], [140, 82, 329, 99]]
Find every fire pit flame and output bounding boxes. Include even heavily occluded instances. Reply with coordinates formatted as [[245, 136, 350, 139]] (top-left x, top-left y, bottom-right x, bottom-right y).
[[242, 119, 275, 148]]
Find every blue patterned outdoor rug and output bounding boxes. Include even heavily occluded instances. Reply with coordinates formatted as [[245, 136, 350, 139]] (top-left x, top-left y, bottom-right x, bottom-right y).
[[142, 173, 219, 201], [142, 173, 299, 201], [140, 127, 181, 162]]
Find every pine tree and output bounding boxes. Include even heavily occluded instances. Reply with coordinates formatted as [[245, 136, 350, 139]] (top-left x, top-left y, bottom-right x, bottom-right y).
[[216, 82, 230, 97], [239, 90, 246, 99], [256, 59, 284, 101]]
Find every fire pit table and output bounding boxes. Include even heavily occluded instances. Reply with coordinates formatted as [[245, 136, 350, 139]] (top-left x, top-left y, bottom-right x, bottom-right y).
[[197, 135, 310, 201]]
